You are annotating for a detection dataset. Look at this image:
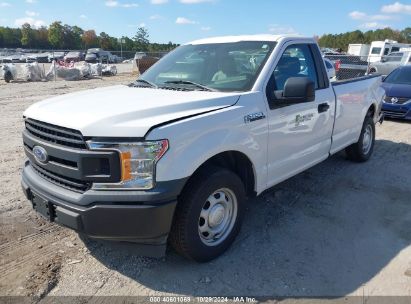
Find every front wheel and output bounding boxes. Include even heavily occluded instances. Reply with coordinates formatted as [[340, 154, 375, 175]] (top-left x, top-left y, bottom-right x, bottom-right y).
[[170, 166, 245, 262], [346, 115, 375, 162]]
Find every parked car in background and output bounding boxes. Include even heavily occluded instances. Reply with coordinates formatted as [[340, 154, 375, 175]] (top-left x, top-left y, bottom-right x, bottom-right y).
[[381, 65, 411, 120], [110, 54, 122, 63], [48, 52, 65, 62], [25, 54, 37, 63], [134, 52, 147, 60], [324, 53, 368, 80], [64, 51, 85, 63], [22, 35, 384, 262], [2, 53, 26, 63], [26, 53, 49, 63], [85, 48, 110, 63], [323, 58, 336, 80], [368, 51, 411, 75]]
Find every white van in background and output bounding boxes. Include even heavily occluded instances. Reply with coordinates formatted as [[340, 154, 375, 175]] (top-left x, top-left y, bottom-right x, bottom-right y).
[[368, 40, 411, 63]]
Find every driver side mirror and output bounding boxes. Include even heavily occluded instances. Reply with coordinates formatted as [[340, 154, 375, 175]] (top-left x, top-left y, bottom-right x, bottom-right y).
[[282, 77, 315, 103]]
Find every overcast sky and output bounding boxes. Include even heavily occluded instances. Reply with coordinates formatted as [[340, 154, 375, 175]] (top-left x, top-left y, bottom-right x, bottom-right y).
[[0, 0, 410, 43]]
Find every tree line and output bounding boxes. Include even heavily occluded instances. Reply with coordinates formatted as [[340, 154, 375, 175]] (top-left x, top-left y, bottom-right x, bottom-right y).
[[0, 21, 179, 52], [2, 22, 411, 53], [318, 27, 411, 51]]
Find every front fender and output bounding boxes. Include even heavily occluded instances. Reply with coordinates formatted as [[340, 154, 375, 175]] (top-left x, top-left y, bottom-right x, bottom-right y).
[[146, 95, 269, 194]]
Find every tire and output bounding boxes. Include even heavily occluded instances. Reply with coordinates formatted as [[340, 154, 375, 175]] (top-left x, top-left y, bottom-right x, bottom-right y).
[[4, 71, 12, 83], [368, 67, 377, 74], [345, 115, 375, 162], [170, 166, 246, 262]]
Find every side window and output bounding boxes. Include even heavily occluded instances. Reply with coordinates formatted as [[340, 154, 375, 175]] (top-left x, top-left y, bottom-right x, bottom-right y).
[[384, 48, 390, 55], [270, 44, 319, 91]]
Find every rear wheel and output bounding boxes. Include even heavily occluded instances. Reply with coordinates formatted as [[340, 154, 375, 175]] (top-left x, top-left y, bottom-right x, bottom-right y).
[[170, 166, 245, 262], [346, 115, 375, 162]]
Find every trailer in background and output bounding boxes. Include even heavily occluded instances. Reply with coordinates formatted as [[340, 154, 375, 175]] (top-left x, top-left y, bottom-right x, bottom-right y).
[[347, 44, 370, 61]]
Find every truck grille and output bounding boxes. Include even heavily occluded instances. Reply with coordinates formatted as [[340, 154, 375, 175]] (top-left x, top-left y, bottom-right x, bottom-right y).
[[31, 162, 91, 193], [23, 119, 121, 193], [384, 96, 410, 105], [25, 118, 87, 149]]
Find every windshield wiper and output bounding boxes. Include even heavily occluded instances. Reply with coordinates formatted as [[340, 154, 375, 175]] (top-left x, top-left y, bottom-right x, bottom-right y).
[[130, 79, 158, 88], [163, 80, 215, 92]]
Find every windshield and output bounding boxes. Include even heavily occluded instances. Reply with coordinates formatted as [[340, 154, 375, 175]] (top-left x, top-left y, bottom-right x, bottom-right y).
[[138, 41, 276, 92], [384, 68, 411, 85]]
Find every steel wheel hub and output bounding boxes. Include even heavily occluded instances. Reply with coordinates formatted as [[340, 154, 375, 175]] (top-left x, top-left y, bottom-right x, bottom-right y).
[[362, 125, 373, 154], [198, 188, 238, 246]]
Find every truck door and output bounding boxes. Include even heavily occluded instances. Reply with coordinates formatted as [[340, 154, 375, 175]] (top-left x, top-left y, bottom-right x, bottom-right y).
[[264, 43, 335, 188]]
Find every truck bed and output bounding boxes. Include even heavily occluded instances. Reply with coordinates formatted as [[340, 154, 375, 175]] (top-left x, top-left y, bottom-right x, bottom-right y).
[[330, 74, 384, 154]]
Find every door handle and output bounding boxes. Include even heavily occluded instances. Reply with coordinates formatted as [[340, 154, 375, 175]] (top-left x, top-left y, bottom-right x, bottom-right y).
[[318, 103, 330, 113]]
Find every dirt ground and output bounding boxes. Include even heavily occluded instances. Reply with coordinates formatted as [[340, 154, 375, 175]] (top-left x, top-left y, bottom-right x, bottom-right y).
[[0, 75, 410, 301]]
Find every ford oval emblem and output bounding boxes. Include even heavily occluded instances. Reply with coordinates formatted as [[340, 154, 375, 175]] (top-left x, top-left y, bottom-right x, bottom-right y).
[[33, 146, 48, 164]]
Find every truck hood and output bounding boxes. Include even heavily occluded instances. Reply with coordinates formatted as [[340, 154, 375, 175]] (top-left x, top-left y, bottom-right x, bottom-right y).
[[24, 85, 241, 137]]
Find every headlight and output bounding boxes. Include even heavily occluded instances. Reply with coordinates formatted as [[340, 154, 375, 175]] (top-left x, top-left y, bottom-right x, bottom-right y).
[[87, 140, 169, 190]]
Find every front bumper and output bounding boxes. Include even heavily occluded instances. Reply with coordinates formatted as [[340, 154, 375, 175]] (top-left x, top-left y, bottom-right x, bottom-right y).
[[22, 162, 187, 257], [382, 103, 411, 120]]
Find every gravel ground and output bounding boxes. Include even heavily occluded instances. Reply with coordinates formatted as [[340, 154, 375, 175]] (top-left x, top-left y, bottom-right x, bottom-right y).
[[0, 76, 410, 300]]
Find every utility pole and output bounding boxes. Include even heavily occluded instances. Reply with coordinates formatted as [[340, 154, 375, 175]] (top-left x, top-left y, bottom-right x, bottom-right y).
[[119, 38, 125, 59]]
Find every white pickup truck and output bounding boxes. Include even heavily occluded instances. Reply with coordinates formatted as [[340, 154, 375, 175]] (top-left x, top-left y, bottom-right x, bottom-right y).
[[22, 35, 384, 262]]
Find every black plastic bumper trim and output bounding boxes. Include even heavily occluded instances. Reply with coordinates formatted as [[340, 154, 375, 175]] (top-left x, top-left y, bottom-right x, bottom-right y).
[[21, 173, 178, 252]]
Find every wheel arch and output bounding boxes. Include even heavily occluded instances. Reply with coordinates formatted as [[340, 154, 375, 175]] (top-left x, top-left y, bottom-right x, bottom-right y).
[[180, 150, 257, 199], [369, 66, 378, 74], [367, 103, 376, 117]]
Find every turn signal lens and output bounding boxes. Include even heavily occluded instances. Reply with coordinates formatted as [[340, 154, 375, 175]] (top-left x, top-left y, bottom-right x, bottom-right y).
[[120, 151, 132, 181]]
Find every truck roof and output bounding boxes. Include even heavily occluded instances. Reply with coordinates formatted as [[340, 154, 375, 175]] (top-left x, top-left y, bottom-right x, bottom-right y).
[[187, 34, 305, 45]]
